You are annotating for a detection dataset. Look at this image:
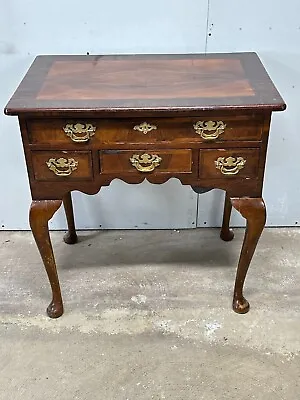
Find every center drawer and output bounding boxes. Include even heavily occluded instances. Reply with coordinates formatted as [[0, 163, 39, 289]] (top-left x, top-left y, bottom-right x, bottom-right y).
[[99, 149, 192, 174], [27, 115, 263, 146]]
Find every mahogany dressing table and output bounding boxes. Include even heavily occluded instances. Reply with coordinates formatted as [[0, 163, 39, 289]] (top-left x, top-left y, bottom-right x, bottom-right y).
[[4, 53, 286, 318]]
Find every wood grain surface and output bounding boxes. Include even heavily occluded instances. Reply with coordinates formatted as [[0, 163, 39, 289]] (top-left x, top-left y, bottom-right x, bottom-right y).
[[27, 115, 263, 146], [5, 53, 286, 116], [4, 53, 286, 317], [100, 149, 192, 174]]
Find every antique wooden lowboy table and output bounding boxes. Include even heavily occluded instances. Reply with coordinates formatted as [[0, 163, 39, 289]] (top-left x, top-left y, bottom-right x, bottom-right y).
[[5, 53, 285, 318]]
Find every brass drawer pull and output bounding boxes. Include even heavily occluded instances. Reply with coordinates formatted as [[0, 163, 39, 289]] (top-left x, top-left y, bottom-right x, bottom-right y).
[[46, 157, 78, 176], [133, 122, 157, 134], [130, 153, 162, 172], [215, 156, 246, 175], [193, 120, 226, 140], [63, 123, 96, 142]]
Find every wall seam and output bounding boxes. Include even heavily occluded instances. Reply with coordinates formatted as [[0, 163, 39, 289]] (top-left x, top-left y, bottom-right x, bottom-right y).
[[195, 191, 200, 228], [204, 0, 211, 53], [196, 0, 211, 227]]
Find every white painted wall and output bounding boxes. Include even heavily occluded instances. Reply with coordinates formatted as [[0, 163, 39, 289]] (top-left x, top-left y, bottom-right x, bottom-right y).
[[197, 0, 300, 227], [0, 0, 298, 229]]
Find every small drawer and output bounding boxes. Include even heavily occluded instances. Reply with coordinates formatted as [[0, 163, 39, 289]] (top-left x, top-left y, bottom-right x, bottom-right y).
[[99, 149, 192, 174], [199, 148, 260, 179], [31, 151, 93, 181], [27, 120, 99, 145]]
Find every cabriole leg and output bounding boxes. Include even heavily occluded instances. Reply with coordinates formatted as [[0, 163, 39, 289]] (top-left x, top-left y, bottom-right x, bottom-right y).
[[230, 197, 266, 314], [29, 200, 63, 318]]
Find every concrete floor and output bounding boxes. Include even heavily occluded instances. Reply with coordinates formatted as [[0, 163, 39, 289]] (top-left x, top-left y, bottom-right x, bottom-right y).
[[0, 228, 300, 399]]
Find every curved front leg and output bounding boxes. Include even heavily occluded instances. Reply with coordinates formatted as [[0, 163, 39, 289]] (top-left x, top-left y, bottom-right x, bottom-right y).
[[29, 200, 63, 318], [230, 197, 266, 314]]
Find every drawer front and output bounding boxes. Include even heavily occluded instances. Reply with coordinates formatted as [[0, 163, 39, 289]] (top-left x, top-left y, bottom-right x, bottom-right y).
[[31, 151, 93, 181], [96, 117, 262, 144], [28, 120, 99, 145], [199, 148, 260, 179], [27, 116, 262, 145], [100, 149, 192, 174]]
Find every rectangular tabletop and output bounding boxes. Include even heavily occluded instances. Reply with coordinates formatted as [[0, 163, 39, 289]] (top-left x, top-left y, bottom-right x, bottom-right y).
[[5, 53, 286, 116]]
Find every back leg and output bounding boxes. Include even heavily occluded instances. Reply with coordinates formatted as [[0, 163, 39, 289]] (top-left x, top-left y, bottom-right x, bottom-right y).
[[220, 192, 234, 241], [63, 192, 78, 245]]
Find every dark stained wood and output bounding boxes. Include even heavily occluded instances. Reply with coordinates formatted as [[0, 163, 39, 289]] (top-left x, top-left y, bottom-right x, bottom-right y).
[[199, 148, 260, 179], [27, 115, 263, 146], [220, 192, 234, 241], [5, 53, 286, 117], [26, 172, 262, 200], [29, 200, 63, 318], [4, 52, 286, 317], [230, 197, 266, 314], [63, 192, 78, 245], [31, 150, 93, 181], [100, 149, 192, 174]]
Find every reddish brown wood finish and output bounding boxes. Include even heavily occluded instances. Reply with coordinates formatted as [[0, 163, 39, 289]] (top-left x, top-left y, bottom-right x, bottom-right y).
[[31, 150, 93, 181], [230, 197, 266, 314], [63, 192, 78, 245], [220, 192, 234, 241], [199, 148, 260, 179], [5, 53, 285, 116], [27, 115, 263, 145], [100, 149, 192, 174], [29, 200, 63, 318], [4, 53, 286, 318], [37, 58, 255, 101]]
